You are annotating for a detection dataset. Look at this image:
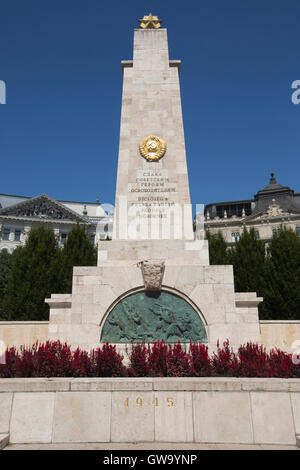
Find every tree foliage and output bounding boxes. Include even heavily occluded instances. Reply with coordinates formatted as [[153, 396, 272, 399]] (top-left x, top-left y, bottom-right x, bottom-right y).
[[1, 224, 97, 321], [206, 225, 300, 320], [3, 225, 62, 321], [59, 224, 97, 292], [260, 227, 300, 320], [230, 227, 266, 295], [206, 230, 230, 265], [0, 249, 12, 320]]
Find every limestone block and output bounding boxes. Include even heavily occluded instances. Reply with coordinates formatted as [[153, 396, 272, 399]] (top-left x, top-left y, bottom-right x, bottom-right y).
[[70, 378, 153, 392], [70, 313, 82, 325], [193, 391, 253, 443], [123, 265, 146, 289], [204, 266, 235, 285], [239, 312, 260, 324], [94, 285, 116, 313], [190, 284, 215, 306], [83, 275, 103, 286], [52, 392, 111, 443], [49, 308, 72, 324], [225, 313, 239, 324], [235, 292, 259, 301], [0, 393, 13, 433], [241, 378, 292, 392], [101, 267, 132, 298], [154, 392, 193, 442], [234, 324, 261, 345], [70, 324, 101, 346], [71, 294, 93, 305], [209, 323, 260, 346], [50, 324, 101, 351], [162, 265, 180, 288], [10, 392, 55, 443], [153, 377, 242, 392], [213, 284, 236, 305], [73, 267, 102, 276], [72, 275, 85, 286], [98, 250, 108, 264], [81, 311, 99, 325], [174, 266, 204, 295], [201, 305, 226, 326], [251, 392, 296, 444], [68, 302, 82, 314], [0, 378, 70, 393], [111, 392, 155, 442], [291, 393, 300, 435], [72, 285, 94, 296], [225, 304, 236, 313]]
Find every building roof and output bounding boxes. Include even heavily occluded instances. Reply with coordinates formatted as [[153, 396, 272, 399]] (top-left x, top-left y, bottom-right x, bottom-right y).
[[0, 194, 90, 224], [255, 173, 292, 196], [204, 173, 300, 220]]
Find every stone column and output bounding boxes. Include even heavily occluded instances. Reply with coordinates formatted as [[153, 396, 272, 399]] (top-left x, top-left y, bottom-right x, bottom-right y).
[[113, 28, 194, 241]]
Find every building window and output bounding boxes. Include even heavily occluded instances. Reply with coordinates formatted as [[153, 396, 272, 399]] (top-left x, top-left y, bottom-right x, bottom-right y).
[[255, 231, 260, 240], [14, 230, 21, 241], [60, 232, 68, 244], [231, 232, 240, 243], [296, 227, 300, 237], [2, 228, 10, 241], [90, 234, 95, 245], [272, 228, 281, 237]]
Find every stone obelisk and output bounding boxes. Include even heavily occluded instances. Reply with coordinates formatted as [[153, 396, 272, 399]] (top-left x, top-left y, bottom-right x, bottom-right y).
[[47, 15, 262, 352], [113, 14, 194, 241]]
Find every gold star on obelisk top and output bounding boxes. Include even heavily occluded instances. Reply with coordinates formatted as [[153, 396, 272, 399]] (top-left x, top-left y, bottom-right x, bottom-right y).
[[139, 13, 163, 29]]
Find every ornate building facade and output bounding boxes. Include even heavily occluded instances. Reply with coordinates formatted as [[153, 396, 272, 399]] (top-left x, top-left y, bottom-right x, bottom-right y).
[[0, 193, 113, 252], [201, 174, 300, 244]]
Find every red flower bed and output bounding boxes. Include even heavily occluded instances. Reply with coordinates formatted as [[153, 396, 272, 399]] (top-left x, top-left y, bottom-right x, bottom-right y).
[[0, 341, 126, 378], [0, 340, 299, 378]]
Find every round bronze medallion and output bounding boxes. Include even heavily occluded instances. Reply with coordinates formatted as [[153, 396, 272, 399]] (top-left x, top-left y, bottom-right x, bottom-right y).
[[139, 135, 166, 162]]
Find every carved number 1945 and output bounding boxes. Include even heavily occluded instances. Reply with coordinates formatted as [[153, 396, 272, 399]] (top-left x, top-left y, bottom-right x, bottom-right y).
[[125, 397, 174, 408]]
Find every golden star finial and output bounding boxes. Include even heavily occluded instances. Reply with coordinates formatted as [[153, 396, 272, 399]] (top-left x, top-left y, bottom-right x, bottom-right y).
[[139, 13, 163, 29]]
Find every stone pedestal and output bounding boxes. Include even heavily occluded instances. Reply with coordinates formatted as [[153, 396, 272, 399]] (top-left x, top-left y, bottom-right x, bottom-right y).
[[46, 238, 262, 351]]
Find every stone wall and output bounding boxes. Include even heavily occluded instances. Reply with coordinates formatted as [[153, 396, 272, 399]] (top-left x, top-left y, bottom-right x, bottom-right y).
[[0, 377, 299, 445], [260, 321, 300, 352], [0, 322, 49, 349], [1, 320, 300, 353]]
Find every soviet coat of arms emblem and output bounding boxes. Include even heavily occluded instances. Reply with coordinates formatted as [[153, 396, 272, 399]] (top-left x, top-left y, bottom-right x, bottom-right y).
[[139, 135, 166, 162]]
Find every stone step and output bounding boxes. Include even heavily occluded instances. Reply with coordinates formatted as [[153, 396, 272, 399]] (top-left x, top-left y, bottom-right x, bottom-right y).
[[3, 442, 300, 451], [0, 434, 9, 450]]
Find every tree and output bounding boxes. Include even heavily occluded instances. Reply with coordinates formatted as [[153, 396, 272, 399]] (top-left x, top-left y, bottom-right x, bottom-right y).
[[59, 224, 97, 292], [260, 227, 300, 320], [0, 249, 12, 320], [206, 230, 230, 265], [3, 225, 62, 321], [230, 227, 266, 295]]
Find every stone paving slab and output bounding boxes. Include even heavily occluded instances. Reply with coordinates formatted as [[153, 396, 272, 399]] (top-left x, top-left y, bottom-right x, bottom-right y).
[[3, 442, 299, 450], [0, 434, 9, 450]]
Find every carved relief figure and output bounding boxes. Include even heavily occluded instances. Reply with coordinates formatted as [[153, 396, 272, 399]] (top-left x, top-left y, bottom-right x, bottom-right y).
[[101, 291, 207, 344]]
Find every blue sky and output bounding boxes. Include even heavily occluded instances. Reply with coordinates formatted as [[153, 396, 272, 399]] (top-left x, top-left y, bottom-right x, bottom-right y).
[[0, 0, 299, 208]]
